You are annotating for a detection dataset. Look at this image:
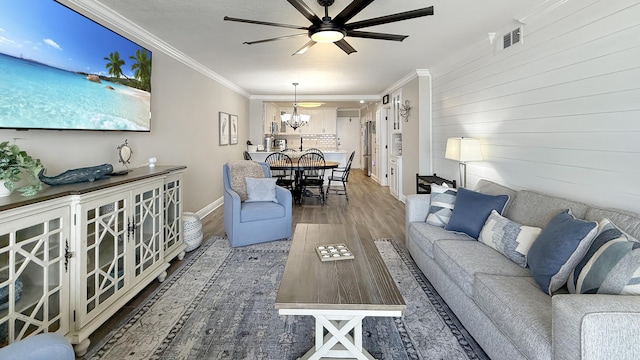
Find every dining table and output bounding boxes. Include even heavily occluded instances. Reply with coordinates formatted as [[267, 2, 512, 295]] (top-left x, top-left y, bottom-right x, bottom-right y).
[[268, 160, 340, 204]]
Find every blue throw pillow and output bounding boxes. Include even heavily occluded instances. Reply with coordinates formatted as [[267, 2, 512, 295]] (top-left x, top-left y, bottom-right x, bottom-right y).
[[445, 188, 509, 239], [527, 209, 598, 295]]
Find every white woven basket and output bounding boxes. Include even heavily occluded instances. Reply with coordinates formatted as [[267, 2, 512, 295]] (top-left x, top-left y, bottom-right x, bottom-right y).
[[183, 212, 203, 252]]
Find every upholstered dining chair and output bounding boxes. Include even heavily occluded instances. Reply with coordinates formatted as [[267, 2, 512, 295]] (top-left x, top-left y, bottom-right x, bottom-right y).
[[326, 150, 355, 201], [223, 161, 292, 247], [297, 152, 326, 205], [265, 152, 295, 190]]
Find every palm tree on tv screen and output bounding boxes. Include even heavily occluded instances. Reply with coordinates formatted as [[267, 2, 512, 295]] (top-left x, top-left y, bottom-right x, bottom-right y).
[[130, 49, 151, 92], [104, 51, 126, 79]]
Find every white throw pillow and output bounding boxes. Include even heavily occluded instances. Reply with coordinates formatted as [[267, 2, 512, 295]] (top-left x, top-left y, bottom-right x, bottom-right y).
[[479, 210, 542, 267], [245, 177, 278, 203]]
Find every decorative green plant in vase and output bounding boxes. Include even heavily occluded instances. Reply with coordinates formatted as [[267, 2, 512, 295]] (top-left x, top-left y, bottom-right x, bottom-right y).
[[0, 141, 44, 197]]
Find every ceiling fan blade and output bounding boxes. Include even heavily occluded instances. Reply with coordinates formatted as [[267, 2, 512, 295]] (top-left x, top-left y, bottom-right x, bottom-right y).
[[287, 0, 322, 25], [244, 33, 308, 45], [334, 39, 357, 55], [346, 30, 407, 42], [346, 6, 434, 30], [224, 16, 309, 31], [333, 0, 375, 24], [292, 40, 317, 55]]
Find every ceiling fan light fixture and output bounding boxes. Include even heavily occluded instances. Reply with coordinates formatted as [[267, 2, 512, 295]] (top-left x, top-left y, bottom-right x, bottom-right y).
[[311, 29, 345, 43]]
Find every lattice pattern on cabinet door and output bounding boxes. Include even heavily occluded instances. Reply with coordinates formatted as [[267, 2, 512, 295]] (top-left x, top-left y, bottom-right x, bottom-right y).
[[133, 186, 163, 278], [84, 198, 127, 318], [0, 209, 67, 346], [164, 178, 182, 252]]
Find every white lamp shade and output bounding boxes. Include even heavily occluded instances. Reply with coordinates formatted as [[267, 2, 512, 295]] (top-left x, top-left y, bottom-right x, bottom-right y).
[[445, 137, 483, 162], [280, 113, 292, 122]]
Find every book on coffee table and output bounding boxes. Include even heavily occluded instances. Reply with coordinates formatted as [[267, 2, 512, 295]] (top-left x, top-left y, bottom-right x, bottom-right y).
[[316, 243, 354, 262]]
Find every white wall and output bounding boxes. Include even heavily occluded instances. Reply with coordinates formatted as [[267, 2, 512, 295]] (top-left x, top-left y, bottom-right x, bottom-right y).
[[0, 36, 249, 215], [430, 0, 640, 213]]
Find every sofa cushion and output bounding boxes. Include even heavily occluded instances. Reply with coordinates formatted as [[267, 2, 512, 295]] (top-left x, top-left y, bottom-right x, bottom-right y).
[[474, 179, 518, 217], [245, 177, 278, 203], [528, 209, 598, 295], [585, 206, 640, 240], [508, 190, 590, 228], [425, 184, 457, 227], [433, 240, 530, 297], [474, 274, 552, 360], [227, 160, 265, 201], [408, 222, 473, 259], [240, 201, 285, 222], [569, 218, 640, 295], [445, 188, 509, 239], [479, 209, 542, 267]]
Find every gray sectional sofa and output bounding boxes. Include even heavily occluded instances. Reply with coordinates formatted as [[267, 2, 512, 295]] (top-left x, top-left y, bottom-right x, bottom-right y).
[[405, 179, 640, 360]]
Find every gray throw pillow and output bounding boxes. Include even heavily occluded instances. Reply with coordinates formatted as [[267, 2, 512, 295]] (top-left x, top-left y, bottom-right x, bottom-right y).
[[568, 218, 640, 295], [425, 184, 457, 227]]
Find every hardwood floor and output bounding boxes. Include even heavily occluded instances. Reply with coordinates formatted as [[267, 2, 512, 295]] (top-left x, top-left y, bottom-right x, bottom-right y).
[[83, 168, 405, 357]]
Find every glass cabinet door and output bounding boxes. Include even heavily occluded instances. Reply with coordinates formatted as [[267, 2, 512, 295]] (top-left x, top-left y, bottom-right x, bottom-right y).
[[76, 193, 128, 328], [131, 182, 164, 282], [163, 173, 183, 261], [0, 206, 69, 346]]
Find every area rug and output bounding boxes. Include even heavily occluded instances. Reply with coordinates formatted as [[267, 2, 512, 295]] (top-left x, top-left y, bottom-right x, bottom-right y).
[[82, 236, 488, 360]]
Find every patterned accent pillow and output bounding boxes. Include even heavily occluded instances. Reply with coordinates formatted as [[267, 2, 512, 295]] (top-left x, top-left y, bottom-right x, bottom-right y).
[[479, 210, 542, 267], [425, 184, 457, 227], [245, 177, 278, 203], [228, 160, 264, 201], [527, 209, 598, 295], [568, 218, 640, 295]]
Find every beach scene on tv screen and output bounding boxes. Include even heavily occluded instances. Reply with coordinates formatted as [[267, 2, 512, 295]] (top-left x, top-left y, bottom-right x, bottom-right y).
[[0, 0, 151, 131]]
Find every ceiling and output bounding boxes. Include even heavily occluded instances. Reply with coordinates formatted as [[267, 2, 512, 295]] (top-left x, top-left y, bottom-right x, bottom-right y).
[[92, 0, 541, 104]]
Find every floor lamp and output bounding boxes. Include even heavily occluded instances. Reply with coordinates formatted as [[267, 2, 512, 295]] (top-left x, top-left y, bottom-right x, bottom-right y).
[[445, 137, 483, 188]]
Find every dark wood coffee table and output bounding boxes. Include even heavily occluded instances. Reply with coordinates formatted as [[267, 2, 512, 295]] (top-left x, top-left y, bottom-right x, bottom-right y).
[[276, 224, 405, 360]]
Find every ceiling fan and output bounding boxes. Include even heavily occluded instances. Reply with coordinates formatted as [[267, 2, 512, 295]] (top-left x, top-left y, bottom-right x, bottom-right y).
[[224, 0, 434, 55]]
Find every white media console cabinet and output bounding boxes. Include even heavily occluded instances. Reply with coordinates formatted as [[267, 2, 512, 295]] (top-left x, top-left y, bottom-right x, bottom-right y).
[[0, 165, 186, 356]]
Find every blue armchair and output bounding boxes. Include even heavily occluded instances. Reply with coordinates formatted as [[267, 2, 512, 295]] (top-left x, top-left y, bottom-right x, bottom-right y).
[[223, 162, 292, 247], [0, 333, 74, 360]]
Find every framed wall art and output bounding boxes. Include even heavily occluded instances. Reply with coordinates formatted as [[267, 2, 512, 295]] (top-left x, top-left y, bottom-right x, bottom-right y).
[[230, 114, 238, 145], [219, 112, 229, 146]]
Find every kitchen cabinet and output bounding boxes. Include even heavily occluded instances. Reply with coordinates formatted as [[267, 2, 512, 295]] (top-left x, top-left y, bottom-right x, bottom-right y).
[[389, 156, 402, 200], [0, 166, 185, 356], [264, 102, 281, 134], [275, 106, 336, 134], [391, 90, 402, 133]]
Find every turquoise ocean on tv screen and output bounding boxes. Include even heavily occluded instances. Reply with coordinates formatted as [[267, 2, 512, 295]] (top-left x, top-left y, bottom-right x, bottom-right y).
[[0, 53, 150, 131]]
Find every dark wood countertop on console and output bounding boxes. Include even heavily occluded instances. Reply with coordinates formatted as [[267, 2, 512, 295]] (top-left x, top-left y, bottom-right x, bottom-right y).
[[0, 165, 187, 212]]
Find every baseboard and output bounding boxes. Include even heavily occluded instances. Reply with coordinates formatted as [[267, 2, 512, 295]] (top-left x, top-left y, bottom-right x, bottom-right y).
[[196, 196, 223, 219]]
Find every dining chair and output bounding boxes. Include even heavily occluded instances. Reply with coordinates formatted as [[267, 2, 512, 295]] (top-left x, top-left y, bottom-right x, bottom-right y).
[[297, 152, 326, 205], [243, 151, 252, 160], [326, 150, 355, 201], [281, 148, 297, 153], [265, 152, 294, 191], [303, 148, 324, 157]]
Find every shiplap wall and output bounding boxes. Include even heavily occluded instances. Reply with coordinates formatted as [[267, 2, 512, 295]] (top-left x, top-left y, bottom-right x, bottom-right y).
[[431, 0, 640, 214]]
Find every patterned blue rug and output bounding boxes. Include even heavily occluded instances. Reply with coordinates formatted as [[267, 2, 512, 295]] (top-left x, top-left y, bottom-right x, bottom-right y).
[[83, 237, 488, 360]]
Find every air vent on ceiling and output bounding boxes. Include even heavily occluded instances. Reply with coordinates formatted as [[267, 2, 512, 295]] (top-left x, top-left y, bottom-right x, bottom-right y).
[[502, 26, 523, 49]]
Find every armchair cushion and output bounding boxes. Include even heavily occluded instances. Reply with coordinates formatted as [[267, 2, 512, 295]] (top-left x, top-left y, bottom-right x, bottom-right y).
[[245, 177, 278, 203], [241, 201, 287, 222], [227, 160, 264, 201]]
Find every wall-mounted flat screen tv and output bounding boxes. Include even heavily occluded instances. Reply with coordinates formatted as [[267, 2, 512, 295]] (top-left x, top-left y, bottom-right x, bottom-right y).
[[0, 0, 151, 131]]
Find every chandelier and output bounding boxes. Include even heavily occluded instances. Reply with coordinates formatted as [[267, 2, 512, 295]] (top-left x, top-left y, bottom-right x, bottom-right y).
[[280, 82, 310, 130]]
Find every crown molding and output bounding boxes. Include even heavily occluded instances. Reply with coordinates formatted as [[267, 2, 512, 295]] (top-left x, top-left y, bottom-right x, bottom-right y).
[[250, 94, 380, 102], [381, 69, 431, 96], [62, 0, 250, 98]]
